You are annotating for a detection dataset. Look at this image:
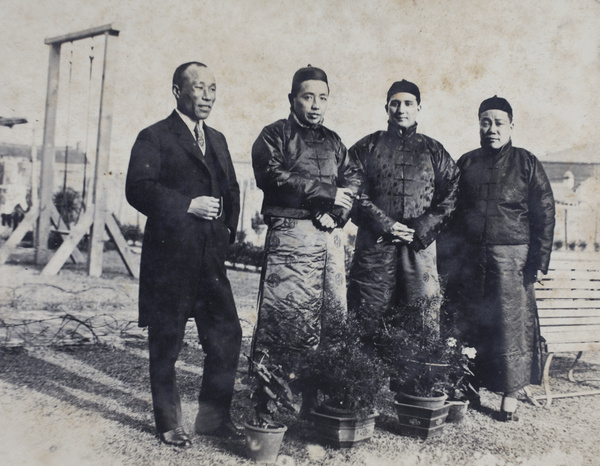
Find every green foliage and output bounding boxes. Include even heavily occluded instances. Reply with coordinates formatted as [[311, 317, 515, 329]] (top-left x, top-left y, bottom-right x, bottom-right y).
[[53, 188, 81, 226], [303, 313, 385, 418], [250, 211, 265, 234], [119, 223, 143, 244], [246, 351, 297, 428], [377, 297, 476, 399], [226, 240, 264, 268]]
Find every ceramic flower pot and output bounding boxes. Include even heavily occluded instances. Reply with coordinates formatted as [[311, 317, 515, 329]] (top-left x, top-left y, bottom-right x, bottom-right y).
[[394, 400, 451, 439], [446, 400, 470, 423], [395, 391, 448, 408], [243, 421, 287, 463], [310, 405, 378, 449]]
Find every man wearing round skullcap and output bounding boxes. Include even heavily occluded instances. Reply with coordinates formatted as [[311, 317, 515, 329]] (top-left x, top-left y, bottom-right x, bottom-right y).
[[347, 80, 459, 386], [442, 96, 555, 421], [250, 65, 362, 420]]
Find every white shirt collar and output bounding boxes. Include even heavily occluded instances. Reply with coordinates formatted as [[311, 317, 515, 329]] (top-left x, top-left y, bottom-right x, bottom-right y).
[[176, 109, 204, 137]]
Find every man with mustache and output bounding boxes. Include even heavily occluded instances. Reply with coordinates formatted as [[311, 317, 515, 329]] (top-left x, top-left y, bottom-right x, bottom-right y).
[[126, 62, 242, 446]]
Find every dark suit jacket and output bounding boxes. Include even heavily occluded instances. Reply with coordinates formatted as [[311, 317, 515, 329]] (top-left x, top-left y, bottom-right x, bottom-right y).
[[126, 111, 240, 327]]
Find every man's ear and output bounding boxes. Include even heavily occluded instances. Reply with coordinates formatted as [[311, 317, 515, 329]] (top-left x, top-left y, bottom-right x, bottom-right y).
[[172, 84, 180, 100], [384, 104, 388, 113], [288, 93, 294, 106]]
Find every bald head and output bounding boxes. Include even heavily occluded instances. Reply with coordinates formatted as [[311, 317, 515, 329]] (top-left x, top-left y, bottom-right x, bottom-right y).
[[172, 62, 216, 121]]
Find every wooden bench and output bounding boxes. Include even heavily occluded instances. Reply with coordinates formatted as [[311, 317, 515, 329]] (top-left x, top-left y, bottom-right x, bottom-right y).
[[525, 252, 600, 407]]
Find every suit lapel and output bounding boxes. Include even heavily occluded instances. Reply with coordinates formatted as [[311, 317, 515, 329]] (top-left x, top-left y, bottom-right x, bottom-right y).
[[204, 125, 228, 176], [168, 111, 210, 169]]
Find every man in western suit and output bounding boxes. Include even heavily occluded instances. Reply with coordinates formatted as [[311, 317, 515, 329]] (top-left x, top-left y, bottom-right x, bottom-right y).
[[126, 62, 242, 447]]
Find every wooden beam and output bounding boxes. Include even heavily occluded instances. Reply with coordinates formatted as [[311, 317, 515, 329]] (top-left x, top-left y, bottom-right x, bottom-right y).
[[45, 23, 122, 45], [35, 43, 61, 265], [105, 213, 139, 278], [0, 207, 39, 265], [49, 204, 85, 263], [88, 32, 119, 277], [42, 208, 94, 276]]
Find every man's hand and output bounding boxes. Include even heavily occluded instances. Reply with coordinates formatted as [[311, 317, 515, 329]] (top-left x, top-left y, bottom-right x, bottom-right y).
[[334, 187, 354, 210], [315, 213, 336, 231], [536, 269, 545, 284], [389, 222, 415, 243], [188, 196, 221, 220]]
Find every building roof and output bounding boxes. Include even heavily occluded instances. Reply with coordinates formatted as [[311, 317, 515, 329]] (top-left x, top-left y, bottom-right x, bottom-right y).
[[0, 142, 87, 164], [542, 161, 600, 190]]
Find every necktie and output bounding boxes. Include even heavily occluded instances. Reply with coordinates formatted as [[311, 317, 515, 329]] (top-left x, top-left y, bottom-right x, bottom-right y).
[[194, 122, 205, 156]]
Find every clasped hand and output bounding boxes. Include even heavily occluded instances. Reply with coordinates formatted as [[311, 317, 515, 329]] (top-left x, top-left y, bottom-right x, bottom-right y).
[[334, 187, 354, 210], [388, 221, 415, 243], [315, 212, 337, 230], [188, 196, 221, 220]]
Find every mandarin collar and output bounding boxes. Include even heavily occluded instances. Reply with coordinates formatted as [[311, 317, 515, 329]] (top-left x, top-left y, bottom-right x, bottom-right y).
[[289, 112, 323, 130], [481, 140, 513, 157], [387, 122, 418, 139]]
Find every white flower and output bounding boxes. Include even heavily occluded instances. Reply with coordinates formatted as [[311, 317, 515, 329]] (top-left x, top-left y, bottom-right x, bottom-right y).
[[446, 337, 457, 348], [462, 347, 477, 359]]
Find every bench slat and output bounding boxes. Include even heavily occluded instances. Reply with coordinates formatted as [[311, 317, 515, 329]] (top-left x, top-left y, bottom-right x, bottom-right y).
[[540, 317, 600, 326], [539, 308, 600, 317], [546, 342, 600, 352], [541, 323, 600, 333], [541, 330, 600, 343], [536, 290, 600, 299], [537, 280, 600, 290], [537, 301, 600, 310], [544, 271, 600, 280]]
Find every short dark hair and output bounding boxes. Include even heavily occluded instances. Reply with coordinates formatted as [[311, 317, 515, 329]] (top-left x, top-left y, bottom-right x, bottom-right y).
[[172, 62, 207, 88]]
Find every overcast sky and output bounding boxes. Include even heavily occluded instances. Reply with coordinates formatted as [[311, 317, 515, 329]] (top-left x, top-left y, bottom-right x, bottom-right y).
[[1, 0, 599, 182]]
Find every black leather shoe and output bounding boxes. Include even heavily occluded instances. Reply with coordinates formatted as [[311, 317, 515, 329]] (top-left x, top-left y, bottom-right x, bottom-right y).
[[201, 419, 243, 439], [159, 427, 192, 447]]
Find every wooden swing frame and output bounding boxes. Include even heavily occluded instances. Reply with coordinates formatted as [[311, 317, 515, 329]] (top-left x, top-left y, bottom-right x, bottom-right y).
[[0, 23, 138, 278]]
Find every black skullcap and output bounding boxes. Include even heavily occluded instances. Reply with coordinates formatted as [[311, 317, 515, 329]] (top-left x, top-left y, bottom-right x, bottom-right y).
[[386, 80, 421, 104], [478, 95, 513, 118], [290, 65, 328, 97]]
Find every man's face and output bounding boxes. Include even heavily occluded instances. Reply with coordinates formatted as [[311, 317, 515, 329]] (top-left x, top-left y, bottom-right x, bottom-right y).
[[479, 109, 513, 150], [386, 92, 420, 130], [173, 64, 216, 121], [291, 80, 329, 126]]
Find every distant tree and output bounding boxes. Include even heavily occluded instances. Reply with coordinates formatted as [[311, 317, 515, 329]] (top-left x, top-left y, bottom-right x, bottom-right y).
[[53, 188, 81, 226], [119, 223, 144, 244], [251, 211, 265, 234]]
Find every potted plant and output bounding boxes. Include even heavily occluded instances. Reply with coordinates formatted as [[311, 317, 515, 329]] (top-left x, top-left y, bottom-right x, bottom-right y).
[[244, 351, 297, 463], [303, 314, 385, 448], [376, 298, 476, 438]]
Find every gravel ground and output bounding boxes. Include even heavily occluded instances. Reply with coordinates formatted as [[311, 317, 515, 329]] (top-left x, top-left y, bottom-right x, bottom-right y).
[[1, 253, 600, 465]]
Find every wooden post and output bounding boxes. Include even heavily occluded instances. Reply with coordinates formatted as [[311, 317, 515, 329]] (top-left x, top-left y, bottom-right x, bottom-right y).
[[564, 208, 568, 250], [35, 43, 61, 265], [88, 31, 119, 277]]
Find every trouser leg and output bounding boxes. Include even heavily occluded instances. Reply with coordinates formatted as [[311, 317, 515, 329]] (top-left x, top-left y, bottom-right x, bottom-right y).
[[148, 317, 186, 433], [194, 247, 242, 420]]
